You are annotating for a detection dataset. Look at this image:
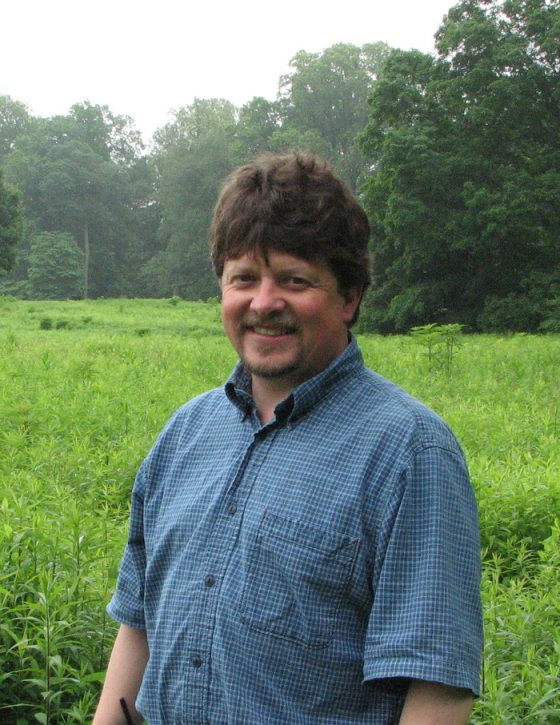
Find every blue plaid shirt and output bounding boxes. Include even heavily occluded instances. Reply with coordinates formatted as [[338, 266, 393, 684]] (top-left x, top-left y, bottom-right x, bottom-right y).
[[108, 338, 482, 724]]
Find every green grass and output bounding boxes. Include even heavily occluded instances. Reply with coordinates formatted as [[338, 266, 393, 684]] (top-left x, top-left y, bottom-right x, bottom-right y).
[[0, 297, 559, 723]]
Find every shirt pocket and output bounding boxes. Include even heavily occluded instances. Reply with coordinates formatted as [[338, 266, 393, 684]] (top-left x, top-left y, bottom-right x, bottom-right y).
[[239, 510, 360, 649]]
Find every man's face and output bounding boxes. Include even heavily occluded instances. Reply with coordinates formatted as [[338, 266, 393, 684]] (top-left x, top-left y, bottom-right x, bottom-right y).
[[221, 250, 360, 392]]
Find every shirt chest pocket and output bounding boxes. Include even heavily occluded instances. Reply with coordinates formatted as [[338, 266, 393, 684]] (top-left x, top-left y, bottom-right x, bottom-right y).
[[239, 511, 359, 649]]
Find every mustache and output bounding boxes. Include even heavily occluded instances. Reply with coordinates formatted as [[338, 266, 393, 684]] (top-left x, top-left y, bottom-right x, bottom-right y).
[[242, 313, 300, 333]]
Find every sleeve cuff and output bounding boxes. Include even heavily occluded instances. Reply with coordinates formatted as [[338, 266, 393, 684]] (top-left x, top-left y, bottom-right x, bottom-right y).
[[363, 654, 481, 697], [106, 598, 146, 630]]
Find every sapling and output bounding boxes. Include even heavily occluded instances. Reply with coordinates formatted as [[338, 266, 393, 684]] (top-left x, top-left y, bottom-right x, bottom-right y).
[[409, 322, 464, 375]]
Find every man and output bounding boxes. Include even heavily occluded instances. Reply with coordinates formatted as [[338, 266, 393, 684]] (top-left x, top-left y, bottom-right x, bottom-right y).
[[94, 153, 482, 724]]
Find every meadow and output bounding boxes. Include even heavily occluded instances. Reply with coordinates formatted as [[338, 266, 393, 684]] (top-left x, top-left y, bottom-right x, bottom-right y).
[[0, 296, 559, 723]]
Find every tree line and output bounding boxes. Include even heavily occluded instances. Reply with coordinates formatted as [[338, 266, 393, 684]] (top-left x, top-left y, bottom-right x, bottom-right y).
[[1, 0, 559, 333]]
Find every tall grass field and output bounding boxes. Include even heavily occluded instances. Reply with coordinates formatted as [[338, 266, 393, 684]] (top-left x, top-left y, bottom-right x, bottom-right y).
[[1, 296, 559, 723]]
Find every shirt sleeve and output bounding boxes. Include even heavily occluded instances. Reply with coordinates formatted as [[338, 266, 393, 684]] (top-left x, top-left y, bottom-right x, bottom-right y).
[[363, 443, 483, 696], [107, 462, 147, 629]]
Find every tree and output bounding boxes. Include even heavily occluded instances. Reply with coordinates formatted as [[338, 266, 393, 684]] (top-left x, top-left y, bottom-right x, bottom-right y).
[[150, 99, 237, 298], [0, 168, 22, 274], [229, 97, 281, 163], [0, 95, 34, 161], [279, 42, 391, 189], [359, 0, 560, 332], [27, 231, 84, 299], [69, 100, 144, 166], [124, 155, 162, 296], [231, 97, 332, 169], [4, 110, 146, 297]]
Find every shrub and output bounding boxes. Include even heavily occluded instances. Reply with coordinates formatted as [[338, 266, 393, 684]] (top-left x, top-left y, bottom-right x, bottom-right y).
[[478, 294, 541, 333]]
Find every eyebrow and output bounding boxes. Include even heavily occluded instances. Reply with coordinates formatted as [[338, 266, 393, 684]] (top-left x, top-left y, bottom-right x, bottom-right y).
[[223, 263, 255, 277], [223, 258, 319, 281], [280, 266, 313, 276]]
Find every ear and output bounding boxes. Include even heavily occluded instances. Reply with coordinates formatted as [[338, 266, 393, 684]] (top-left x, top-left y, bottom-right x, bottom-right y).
[[341, 287, 363, 324]]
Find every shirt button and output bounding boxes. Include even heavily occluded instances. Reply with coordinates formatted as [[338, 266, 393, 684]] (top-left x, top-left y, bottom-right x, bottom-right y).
[[228, 502, 237, 515], [192, 656, 203, 668], [204, 574, 216, 587]]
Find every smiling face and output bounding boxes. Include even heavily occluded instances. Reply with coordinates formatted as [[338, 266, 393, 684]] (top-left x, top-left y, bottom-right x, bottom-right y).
[[221, 250, 360, 399]]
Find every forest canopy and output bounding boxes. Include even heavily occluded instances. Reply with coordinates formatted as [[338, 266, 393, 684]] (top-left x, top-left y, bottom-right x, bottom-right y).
[[1, 0, 559, 333]]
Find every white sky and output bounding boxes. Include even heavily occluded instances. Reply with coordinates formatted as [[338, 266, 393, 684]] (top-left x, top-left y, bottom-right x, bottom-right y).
[[2, 0, 455, 143]]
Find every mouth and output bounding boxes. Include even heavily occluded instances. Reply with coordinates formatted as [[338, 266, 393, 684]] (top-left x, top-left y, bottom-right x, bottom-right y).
[[249, 326, 294, 337], [245, 324, 298, 337]]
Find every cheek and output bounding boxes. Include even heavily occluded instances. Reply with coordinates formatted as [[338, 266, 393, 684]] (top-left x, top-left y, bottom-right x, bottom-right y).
[[294, 297, 327, 319], [221, 293, 242, 322], [298, 301, 337, 328], [220, 304, 237, 338]]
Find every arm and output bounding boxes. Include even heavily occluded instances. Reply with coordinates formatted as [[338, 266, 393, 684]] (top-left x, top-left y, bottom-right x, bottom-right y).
[[399, 680, 474, 725], [92, 624, 149, 725]]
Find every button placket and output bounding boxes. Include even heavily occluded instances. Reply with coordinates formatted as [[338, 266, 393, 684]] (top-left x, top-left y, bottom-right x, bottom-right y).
[[184, 431, 275, 720]]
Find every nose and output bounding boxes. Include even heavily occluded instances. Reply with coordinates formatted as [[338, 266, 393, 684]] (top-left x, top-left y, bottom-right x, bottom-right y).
[[249, 279, 286, 316]]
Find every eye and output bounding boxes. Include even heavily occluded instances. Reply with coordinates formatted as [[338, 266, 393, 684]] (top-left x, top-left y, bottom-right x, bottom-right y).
[[231, 273, 256, 287], [285, 276, 311, 289]]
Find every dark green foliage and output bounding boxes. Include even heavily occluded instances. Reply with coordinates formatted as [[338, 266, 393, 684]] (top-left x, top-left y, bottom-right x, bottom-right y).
[[478, 293, 540, 332], [28, 232, 84, 300], [479, 270, 560, 332], [360, 0, 560, 332], [0, 168, 22, 273]]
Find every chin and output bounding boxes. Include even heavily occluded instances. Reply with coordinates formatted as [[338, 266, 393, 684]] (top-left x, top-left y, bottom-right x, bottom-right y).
[[245, 365, 300, 380], [241, 356, 300, 380]]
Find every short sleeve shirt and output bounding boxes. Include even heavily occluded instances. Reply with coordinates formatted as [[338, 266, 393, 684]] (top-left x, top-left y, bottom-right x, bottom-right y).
[[108, 338, 482, 724]]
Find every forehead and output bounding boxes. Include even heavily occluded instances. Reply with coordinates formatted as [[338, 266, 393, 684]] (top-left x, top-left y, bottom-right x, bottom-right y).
[[223, 250, 328, 274]]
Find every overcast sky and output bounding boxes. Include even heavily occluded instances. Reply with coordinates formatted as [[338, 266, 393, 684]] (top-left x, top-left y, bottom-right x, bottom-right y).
[[3, 0, 455, 143]]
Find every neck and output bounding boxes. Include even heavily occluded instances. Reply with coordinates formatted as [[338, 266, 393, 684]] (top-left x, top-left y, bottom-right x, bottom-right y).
[[251, 376, 293, 424]]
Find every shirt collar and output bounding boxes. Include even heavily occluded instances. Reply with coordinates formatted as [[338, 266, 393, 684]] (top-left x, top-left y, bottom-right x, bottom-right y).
[[225, 334, 365, 424]]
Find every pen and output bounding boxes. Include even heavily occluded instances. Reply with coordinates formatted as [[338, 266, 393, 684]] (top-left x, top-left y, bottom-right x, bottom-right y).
[[119, 697, 134, 725]]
